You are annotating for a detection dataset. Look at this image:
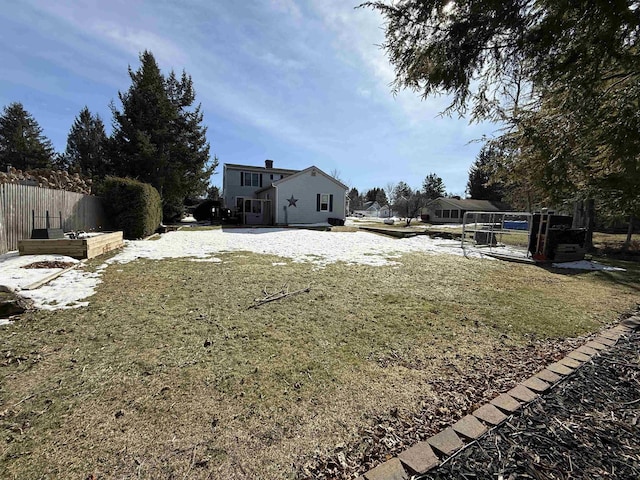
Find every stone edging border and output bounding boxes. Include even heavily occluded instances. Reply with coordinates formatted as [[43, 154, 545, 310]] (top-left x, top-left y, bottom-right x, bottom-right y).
[[358, 315, 640, 480]]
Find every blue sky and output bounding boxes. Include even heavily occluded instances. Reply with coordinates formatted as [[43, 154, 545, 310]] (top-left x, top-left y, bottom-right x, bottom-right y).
[[0, 0, 496, 196]]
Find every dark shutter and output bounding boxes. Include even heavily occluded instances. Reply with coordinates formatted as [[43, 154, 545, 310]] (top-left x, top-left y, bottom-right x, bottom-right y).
[[329, 194, 334, 212], [260, 174, 263, 187], [316, 194, 321, 211], [240, 172, 244, 186]]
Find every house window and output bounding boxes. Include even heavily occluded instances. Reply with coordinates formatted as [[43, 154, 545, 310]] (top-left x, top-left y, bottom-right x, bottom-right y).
[[435, 210, 442, 217], [450, 210, 459, 219], [442, 210, 451, 218], [320, 194, 329, 211], [316, 193, 333, 212], [243, 172, 261, 187]]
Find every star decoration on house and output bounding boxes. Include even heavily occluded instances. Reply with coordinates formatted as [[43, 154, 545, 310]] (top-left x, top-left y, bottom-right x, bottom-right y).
[[287, 195, 298, 207]]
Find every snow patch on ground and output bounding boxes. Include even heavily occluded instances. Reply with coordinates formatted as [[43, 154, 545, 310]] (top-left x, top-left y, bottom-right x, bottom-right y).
[[109, 229, 466, 267], [289, 223, 331, 227], [19, 269, 102, 310], [190, 257, 223, 263], [0, 253, 81, 290], [0, 252, 101, 310], [0, 228, 626, 313], [427, 223, 464, 229]]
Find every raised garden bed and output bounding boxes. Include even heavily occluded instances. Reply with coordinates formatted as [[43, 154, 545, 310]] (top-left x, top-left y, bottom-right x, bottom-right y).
[[18, 231, 124, 259]]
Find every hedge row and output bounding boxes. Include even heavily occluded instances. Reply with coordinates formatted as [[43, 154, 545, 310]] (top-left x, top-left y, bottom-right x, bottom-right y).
[[99, 177, 162, 239]]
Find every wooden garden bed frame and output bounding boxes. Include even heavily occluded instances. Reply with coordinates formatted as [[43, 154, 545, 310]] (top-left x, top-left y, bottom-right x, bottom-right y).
[[18, 231, 124, 260]]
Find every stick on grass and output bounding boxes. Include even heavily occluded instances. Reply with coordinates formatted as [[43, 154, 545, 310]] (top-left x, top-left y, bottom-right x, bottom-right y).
[[248, 284, 311, 309]]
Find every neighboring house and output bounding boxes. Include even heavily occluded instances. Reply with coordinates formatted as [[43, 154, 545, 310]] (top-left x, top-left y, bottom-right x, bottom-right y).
[[422, 197, 512, 224], [352, 201, 381, 217], [378, 204, 396, 218], [222, 160, 348, 225]]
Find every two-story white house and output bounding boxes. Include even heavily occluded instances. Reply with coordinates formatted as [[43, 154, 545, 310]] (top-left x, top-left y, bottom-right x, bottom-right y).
[[222, 160, 348, 225]]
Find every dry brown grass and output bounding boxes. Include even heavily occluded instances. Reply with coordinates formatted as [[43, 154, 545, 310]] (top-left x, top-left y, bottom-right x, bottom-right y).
[[593, 232, 640, 252], [1, 246, 638, 479]]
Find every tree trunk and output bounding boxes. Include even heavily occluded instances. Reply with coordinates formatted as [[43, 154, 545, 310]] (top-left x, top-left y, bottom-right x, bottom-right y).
[[624, 215, 635, 249], [584, 199, 595, 252]]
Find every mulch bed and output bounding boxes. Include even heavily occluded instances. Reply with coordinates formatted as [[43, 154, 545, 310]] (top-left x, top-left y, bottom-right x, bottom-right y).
[[424, 331, 640, 480], [299, 337, 584, 479], [21, 261, 75, 269]]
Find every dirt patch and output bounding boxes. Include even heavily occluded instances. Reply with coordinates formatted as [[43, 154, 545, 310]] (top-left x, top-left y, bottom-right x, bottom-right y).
[[21, 261, 76, 269]]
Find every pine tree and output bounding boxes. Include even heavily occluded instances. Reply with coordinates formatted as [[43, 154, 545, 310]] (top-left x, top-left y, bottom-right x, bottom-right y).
[[110, 51, 217, 220], [365, 0, 640, 233], [365, 187, 387, 206], [422, 173, 445, 199], [393, 181, 412, 200], [466, 146, 503, 201], [65, 106, 109, 179], [206, 185, 220, 200], [348, 187, 363, 211], [0, 102, 54, 171]]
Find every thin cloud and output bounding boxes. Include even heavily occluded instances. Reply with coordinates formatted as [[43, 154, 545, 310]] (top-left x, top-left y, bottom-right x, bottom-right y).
[[91, 22, 188, 66], [258, 52, 306, 71], [269, 0, 303, 22], [0, 0, 496, 194]]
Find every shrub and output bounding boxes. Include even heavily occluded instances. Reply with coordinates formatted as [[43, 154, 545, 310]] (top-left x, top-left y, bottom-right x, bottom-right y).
[[99, 177, 162, 239], [162, 199, 184, 223]]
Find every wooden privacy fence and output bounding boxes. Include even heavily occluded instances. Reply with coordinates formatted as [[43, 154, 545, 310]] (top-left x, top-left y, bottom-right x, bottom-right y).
[[0, 183, 111, 255]]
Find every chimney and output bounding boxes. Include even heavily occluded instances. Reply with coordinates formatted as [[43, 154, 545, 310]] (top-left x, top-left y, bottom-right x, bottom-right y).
[[265, 159, 274, 169]]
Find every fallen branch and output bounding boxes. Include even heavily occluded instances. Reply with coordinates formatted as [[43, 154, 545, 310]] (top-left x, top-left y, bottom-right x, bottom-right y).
[[248, 284, 311, 309]]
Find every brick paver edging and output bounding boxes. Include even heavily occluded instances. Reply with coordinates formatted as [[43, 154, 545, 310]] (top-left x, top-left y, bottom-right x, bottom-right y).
[[357, 316, 640, 480]]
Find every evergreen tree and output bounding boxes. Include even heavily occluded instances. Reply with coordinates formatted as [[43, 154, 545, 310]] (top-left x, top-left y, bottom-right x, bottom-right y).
[[348, 187, 364, 211], [0, 102, 54, 171], [365, 0, 640, 237], [110, 51, 217, 220], [365, 187, 379, 203], [422, 173, 445, 199], [393, 181, 412, 200], [365, 187, 387, 206], [206, 185, 220, 200], [466, 145, 503, 201], [65, 106, 109, 179]]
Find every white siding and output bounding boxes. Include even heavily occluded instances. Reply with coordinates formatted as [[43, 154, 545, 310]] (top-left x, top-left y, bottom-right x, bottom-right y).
[[223, 168, 264, 208], [222, 167, 292, 209], [274, 170, 346, 224]]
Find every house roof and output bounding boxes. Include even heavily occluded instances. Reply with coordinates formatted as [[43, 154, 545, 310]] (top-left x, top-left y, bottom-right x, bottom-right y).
[[224, 163, 299, 175], [270, 165, 348, 191], [427, 197, 512, 211]]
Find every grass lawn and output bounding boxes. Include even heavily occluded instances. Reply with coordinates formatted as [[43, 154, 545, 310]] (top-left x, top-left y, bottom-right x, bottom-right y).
[[1, 234, 638, 479]]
